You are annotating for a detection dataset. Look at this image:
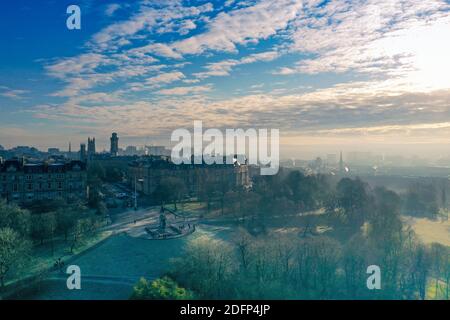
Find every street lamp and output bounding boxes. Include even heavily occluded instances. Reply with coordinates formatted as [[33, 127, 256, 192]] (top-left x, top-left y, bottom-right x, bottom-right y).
[[134, 176, 143, 210]]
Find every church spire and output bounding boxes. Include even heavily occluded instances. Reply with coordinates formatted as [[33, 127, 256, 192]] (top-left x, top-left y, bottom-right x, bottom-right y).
[[339, 151, 344, 174]]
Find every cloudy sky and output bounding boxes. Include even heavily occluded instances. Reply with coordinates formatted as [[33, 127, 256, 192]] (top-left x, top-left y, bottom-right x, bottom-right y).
[[0, 0, 449, 158]]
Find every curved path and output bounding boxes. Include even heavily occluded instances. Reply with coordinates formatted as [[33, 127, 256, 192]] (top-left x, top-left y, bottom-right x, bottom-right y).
[[47, 273, 148, 286]]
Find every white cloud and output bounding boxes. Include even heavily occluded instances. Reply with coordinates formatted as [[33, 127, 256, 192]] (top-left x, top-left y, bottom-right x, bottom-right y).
[[146, 71, 185, 86], [0, 86, 28, 100], [156, 19, 197, 36], [133, 0, 302, 59], [45, 53, 112, 79], [179, 19, 197, 35], [45, 50, 164, 97], [194, 50, 280, 79], [275, 0, 450, 92], [171, 0, 302, 56], [32, 77, 450, 145], [128, 43, 183, 59], [224, 0, 236, 7], [105, 4, 121, 17], [182, 79, 200, 84], [156, 85, 212, 95], [89, 1, 214, 51]]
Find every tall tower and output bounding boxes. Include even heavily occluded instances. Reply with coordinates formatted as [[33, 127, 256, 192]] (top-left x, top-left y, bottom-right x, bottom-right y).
[[80, 143, 87, 162], [339, 151, 344, 174], [87, 137, 96, 155], [110, 132, 119, 156]]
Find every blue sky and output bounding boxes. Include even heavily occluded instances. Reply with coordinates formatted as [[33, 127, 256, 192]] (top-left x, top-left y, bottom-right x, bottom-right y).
[[0, 0, 450, 158]]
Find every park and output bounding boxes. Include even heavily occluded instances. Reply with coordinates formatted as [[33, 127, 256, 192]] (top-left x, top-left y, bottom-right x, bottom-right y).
[[1, 167, 449, 300]]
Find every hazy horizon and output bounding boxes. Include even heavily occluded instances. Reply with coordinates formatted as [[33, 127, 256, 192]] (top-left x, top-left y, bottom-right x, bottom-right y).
[[2, 138, 450, 162]]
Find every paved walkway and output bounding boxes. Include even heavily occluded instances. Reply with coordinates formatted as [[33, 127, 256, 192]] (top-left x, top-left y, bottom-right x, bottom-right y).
[[48, 274, 147, 286]]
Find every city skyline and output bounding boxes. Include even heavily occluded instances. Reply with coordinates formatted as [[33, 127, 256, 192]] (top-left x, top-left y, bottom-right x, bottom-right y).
[[1, 0, 450, 158]]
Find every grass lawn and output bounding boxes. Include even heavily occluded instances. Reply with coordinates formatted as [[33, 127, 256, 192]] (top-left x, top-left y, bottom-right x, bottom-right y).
[[166, 201, 206, 216], [427, 278, 449, 300], [402, 216, 450, 247], [16, 224, 233, 299]]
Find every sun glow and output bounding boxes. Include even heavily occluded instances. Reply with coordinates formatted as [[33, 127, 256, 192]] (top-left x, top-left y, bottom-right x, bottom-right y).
[[371, 15, 450, 91]]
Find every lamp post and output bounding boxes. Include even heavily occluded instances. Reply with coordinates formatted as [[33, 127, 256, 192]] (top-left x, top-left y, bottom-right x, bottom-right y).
[[134, 175, 137, 210], [134, 175, 143, 211]]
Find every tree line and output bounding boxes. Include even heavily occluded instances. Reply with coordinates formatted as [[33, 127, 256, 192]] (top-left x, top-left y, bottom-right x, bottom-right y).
[[0, 199, 104, 288], [163, 227, 449, 299], [132, 171, 450, 300]]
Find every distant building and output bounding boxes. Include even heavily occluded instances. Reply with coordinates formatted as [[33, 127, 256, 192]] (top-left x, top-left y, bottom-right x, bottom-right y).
[[90, 153, 138, 172], [47, 148, 61, 156], [110, 133, 119, 156], [128, 156, 250, 197], [145, 145, 171, 157], [87, 137, 96, 159], [66, 142, 75, 160], [47, 148, 60, 154], [124, 145, 138, 156], [0, 158, 87, 204], [80, 143, 87, 162], [0, 147, 11, 160], [9, 146, 42, 158], [309, 157, 324, 172]]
